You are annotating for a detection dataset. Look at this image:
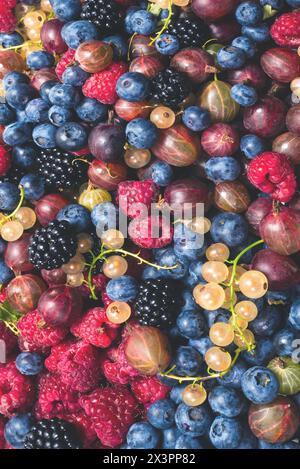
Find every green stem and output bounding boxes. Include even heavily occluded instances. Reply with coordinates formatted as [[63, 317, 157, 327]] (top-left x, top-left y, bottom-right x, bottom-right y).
[[149, 0, 173, 45], [0, 185, 25, 227]]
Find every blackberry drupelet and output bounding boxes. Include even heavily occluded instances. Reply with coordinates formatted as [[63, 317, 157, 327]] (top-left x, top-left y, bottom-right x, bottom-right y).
[[80, 0, 122, 35], [134, 278, 179, 328], [151, 68, 190, 108], [0, 167, 26, 185], [29, 220, 78, 270], [166, 16, 210, 49], [36, 148, 88, 191], [24, 418, 82, 449]]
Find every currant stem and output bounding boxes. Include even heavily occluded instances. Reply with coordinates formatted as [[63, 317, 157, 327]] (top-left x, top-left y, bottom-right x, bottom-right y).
[[0, 185, 25, 227], [149, 0, 173, 45]]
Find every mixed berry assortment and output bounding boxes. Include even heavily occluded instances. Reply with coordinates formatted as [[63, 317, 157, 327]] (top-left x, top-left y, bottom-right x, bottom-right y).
[[0, 0, 300, 451]]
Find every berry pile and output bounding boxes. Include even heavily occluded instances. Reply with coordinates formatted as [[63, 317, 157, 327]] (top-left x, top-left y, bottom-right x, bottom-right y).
[[1, 0, 300, 452]]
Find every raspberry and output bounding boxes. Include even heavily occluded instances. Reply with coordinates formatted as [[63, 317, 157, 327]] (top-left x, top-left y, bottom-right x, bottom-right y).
[[63, 411, 97, 448], [271, 11, 300, 47], [80, 386, 139, 447], [131, 376, 170, 405], [0, 322, 17, 356], [247, 152, 297, 203], [128, 214, 174, 249], [44, 340, 74, 374], [117, 180, 159, 219], [1, 0, 17, 9], [0, 361, 34, 417], [101, 291, 113, 307], [0, 10, 16, 33], [71, 307, 119, 348], [102, 342, 140, 385], [0, 415, 6, 449], [83, 62, 128, 105], [17, 310, 68, 353], [0, 147, 11, 177], [55, 49, 76, 80], [46, 340, 103, 392]]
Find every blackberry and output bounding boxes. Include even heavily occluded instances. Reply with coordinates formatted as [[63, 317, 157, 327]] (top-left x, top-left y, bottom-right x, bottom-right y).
[[29, 220, 77, 270], [24, 418, 82, 449], [151, 68, 190, 108], [166, 16, 210, 49], [36, 148, 88, 191], [0, 167, 26, 185], [81, 0, 122, 35], [134, 278, 179, 328]]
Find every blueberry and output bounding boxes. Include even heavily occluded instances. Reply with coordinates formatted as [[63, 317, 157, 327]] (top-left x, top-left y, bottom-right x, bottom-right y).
[[4, 414, 34, 449], [154, 248, 188, 280], [162, 427, 181, 449], [52, 0, 82, 22], [175, 435, 204, 449], [175, 403, 213, 437], [48, 105, 73, 127], [155, 34, 180, 55], [142, 266, 165, 280], [237, 429, 258, 449], [182, 106, 211, 132], [174, 346, 203, 376], [48, 84, 80, 109], [230, 84, 258, 106], [61, 20, 99, 50], [274, 327, 300, 356], [206, 309, 230, 328], [147, 399, 176, 429], [143, 160, 173, 187], [289, 297, 300, 330], [208, 385, 246, 417], [182, 290, 196, 311], [26, 51, 55, 70], [3, 72, 29, 91], [184, 260, 205, 289], [217, 360, 248, 389], [103, 35, 128, 60], [242, 338, 274, 365], [125, 7, 140, 34], [32, 123, 57, 149], [40, 80, 59, 104], [12, 145, 37, 169], [126, 118, 158, 149], [62, 66, 90, 86], [231, 36, 256, 58], [0, 259, 13, 284], [209, 416, 242, 449], [241, 366, 279, 404], [55, 122, 88, 151], [176, 309, 207, 339], [240, 134, 265, 159], [250, 304, 283, 337], [174, 223, 204, 251], [0, 182, 20, 211], [205, 156, 241, 182], [217, 46, 246, 70], [235, 1, 263, 26], [25, 99, 50, 123], [211, 212, 248, 247], [242, 24, 270, 42], [259, 0, 284, 8], [6, 84, 36, 111], [16, 352, 43, 376], [0, 104, 15, 125], [106, 275, 138, 302], [16, 109, 33, 124], [3, 123, 32, 146], [116, 72, 150, 102], [57, 203, 91, 233], [75, 98, 108, 124], [0, 31, 24, 49], [127, 422, 160, 449], [189, 337, 213, 356], [130, 10, 157, 35], [20, 173, 45, 201], [266, 290, 290, 305], [286, 0, 300, 5], [170, 385, 186, 405]]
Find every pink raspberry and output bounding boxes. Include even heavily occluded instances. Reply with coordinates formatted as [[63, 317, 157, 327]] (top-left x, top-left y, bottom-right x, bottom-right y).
[[18, 310, 68, 353], [83, 62, 128, 104], [131, 376, 170, 405], [128, 214, 174, 249], [55, 49, 76, 80], [71, 307, 119, 348], [0, 361, 34, 417], [102, 342, 140, 385], [0, 146, 11, 176], [63, 411, 97, 448], [0, 322, 17, 356], [44, 340, 74, 374], [0, 10, 16, 33], [80, 386, 139, 448], [271, 11, 300, 47], [117, 180, 159, 219]]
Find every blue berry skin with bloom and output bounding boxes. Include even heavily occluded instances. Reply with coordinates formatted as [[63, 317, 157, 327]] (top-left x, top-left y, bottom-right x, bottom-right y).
[[142, 266, 165, 280], [52, 0, 82, 22], [0, 32, 24, 49], [127, 422, 160, 449], [274, 328, 299, 356], [57, 204, 91, 233], [48, 105, 73, 127], [16, 109, 33, 124], [211, 213, 248, 247], [175, 435, 204, 450], [126, 118, 158, 149], [55, 122, 88, 151], [240, 134, 265, 159], [176, 309, 207, 340], [286, 0, 300, 5], [230, 84, 258, 107], [162, 427, 181, 449], [3, 123, 32, 146], [260, 0, 284, 8], [154, 247, 188, 280], [26, 51, 55, 70], [20, 173, 45, 201], [170, 385, 185, 405], [62, 66, 90, 87], [3, 72, 29, 91], [216, 46, 246, 70], [155, 34, 180, 55], [241, 366, 279, 404], [106, 276, 138, 302], [48, 84, 80, 109], [184, 261, 205, 289], [147, 399, 176, 430], [40, 80, 59, 104], [242, 338, 274, 366], [174, 346, 203, 376], [32, 123, 57, 149], [0, 104, 15, 125], [242, 24, 270, 42], [25, 99, 50, 123], [250, 305, 282, 337], [61, 20, 99, 50], [289, 298, 300, 331], [231, 36, 256, 58], [91, 202, 118, 230], [209, 416, 242, 449], [217, 360, 248, 389], [182, 106, 211, 132], [189, 337, 213, 357], [142, 161, 173, 187], [175, 403, 213, 437], [205, 157, 241, 183], [0, 182, 20, 211], [116, 72, 150, 102], [235, 1, 263, 26], [208, 385, 246, 418], [4, 414, 34, 449], [125, 6, 140, 34], [6, 84, 36, 111], [0, 259, 14, 284], [237, 429, 258, 449], [103, 35, 128, 60], [206, 309, 230, 328], [130, 10, 157, 35], [75, 98, 108, 124], [16, 353, 43, 376]]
